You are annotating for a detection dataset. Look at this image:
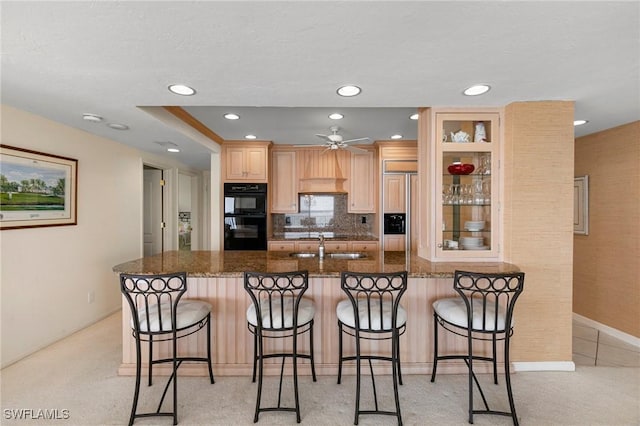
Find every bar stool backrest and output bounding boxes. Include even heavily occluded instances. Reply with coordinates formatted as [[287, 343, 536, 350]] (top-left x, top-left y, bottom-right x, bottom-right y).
[[453, 270, 525, 333], [244, 270, 309, 331], [340, 271, 408, 332], [120, 272, 188, 335]]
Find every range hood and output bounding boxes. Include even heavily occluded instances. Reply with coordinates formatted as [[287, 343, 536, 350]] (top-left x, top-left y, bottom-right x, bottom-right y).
[[298, 149, 347, 193]]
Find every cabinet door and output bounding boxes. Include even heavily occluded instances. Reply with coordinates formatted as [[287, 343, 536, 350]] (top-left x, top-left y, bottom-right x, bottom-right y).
[[295, 241, 320, 252], [384, 174, 406, 213], [349, 149, 376, 212], [267, 241, 296, 251], [435, 111, 500, 260], [271, 151, 298, 213], [225, 147, 247, 180], [384, 235, 406, 251], [324, 241, 350, 252], [351, 241, 379, 252], [245, 147, 267, 181]]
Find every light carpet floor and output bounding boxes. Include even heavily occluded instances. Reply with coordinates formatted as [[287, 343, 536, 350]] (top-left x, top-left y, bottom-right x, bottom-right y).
[[1, 312, 639, 425]]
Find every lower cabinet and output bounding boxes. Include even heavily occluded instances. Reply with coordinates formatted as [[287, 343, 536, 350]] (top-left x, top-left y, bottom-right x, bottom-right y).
[[384, 235, 406, 251], [267, 241, 296, 251], [268, 240, 380, 251], [351, 241, 379, 251]]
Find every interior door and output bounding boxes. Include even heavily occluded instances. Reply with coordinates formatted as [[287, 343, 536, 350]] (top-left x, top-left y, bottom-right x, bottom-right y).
[[143, 167, 163, 256]]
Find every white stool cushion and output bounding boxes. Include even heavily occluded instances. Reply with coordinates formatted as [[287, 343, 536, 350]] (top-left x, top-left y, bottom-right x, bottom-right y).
[[134, 300, 212, 333], [336, 299, 407, 331], [433, 297, 510, 332], [246, 296, 315, 329]]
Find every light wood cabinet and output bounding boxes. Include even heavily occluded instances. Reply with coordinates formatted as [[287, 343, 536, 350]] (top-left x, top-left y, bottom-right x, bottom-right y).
[[223, 142, 270, 182], [429, 109, 501, 260], [348, 148, 376, 213], [351, 241, 379, 252], [271, 150, 298, 212], [324, 241, 349, 252], [295, 241, 320, 252], [267, 241, 296, 251], [267, 240, 380, 252], [384, 235, 406, 251], [383, 174, 406, 213]]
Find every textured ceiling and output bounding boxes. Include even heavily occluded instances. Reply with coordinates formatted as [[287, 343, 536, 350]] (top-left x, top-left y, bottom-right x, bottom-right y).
[[2, 1, 638, 170]]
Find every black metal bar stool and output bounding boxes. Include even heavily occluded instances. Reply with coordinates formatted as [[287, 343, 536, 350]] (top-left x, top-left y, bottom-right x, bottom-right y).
[[336, 270, 408, 426], [430, 270, 525, 425], [120, 272, 215, 426], [244, 270, 317, 423]]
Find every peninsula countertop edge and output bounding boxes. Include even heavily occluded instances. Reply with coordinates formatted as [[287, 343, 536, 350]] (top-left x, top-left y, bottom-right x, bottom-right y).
[[113, 250, 519, 278]]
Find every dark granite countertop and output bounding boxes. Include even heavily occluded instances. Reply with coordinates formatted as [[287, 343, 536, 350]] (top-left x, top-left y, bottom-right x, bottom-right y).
[[113, 250, 519, 278]]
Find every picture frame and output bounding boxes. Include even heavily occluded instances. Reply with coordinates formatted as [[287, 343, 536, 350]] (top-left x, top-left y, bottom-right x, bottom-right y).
[[574, 175, 589, 235], [0, 145, 78, 230]]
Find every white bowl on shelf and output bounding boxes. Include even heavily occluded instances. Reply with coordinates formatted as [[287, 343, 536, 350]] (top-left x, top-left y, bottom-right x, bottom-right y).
[[464, 220, 485, 231]]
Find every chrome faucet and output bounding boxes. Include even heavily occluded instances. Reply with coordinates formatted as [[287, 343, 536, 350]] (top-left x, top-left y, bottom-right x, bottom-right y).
[[318, 233, 325, 260]]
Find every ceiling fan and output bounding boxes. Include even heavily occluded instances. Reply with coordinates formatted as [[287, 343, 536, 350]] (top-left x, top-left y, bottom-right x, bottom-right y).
[[304, 126, 370, 153]]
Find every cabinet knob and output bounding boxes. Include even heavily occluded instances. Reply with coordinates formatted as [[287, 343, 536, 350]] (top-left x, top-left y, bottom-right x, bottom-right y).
[[437, 243, 443, 248]]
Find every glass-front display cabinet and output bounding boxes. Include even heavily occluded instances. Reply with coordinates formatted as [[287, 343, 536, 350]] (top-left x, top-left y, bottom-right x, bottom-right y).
[[435, 111, 500, 260]]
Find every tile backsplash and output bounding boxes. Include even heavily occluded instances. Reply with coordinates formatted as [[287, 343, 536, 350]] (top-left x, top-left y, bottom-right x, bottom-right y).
[[271, 193, 374, 237]]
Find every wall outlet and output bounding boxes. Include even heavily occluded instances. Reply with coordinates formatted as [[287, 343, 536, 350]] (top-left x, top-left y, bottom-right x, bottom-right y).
[[361, 216, 367, 224], [88, 290, 95, 304]]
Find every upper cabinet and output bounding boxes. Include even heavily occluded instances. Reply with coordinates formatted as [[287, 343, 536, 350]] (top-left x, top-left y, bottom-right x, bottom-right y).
[[383, 174, 406, 213], [271, 149, 298, 213], [348, 148, 377, 213], [222, 141, 271, 182], [419, 109, 501, 261]]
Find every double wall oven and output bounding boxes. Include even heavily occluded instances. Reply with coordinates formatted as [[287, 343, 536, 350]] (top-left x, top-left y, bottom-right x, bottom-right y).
[[223, 183, 267, 250]]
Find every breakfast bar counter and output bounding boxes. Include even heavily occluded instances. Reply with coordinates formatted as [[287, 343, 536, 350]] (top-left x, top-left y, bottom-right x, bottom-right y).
[[112, 250, 518, 278], [113, 251, 519, 377]]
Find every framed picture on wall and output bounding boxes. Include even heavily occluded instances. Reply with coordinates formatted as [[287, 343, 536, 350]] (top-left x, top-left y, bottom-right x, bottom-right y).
[[0, 145, 78, 230], [574, 175, 589, 235]]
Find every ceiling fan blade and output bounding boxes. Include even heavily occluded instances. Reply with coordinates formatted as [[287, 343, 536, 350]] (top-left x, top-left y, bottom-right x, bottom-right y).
[[344, 145, 368, 154], [315, 134, 332, 142], [341, 137, 371, 144]]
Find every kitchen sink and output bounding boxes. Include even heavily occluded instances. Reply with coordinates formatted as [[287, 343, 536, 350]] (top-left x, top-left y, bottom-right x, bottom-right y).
[[289, 252, 317, 258], [328, 252, 368, 259], [288, 252, 368, 259]]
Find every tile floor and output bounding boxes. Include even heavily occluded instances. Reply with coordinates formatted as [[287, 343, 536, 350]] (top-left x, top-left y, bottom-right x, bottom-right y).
[[572, 321, 640, 367]]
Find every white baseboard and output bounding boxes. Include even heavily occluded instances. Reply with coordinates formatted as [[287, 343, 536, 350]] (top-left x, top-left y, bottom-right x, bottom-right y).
[[512, 361, 575, 372], [573, 313, 640, 349]]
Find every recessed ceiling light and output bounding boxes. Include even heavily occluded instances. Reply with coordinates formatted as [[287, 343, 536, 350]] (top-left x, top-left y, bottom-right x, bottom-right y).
[[409, 113, 419, 120], [224, 113, 240, 120], [82, 113, 103, 122], [154, 141, 179, 150], [245, 134, 257, 140], [168, 84, 196, 96], [574, 119, 589, 126], [328, 113, 344, 120], [463, 84, 491, 96], [337, 85, 361, 97], [391, 134, 403, 140], [107, 123, 129, 130]]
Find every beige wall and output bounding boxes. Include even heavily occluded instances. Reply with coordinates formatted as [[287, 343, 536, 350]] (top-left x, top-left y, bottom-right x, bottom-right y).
[[574, 121, 640, 338], [503, 101, 575, 362], [0, 105, 191, 367]]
